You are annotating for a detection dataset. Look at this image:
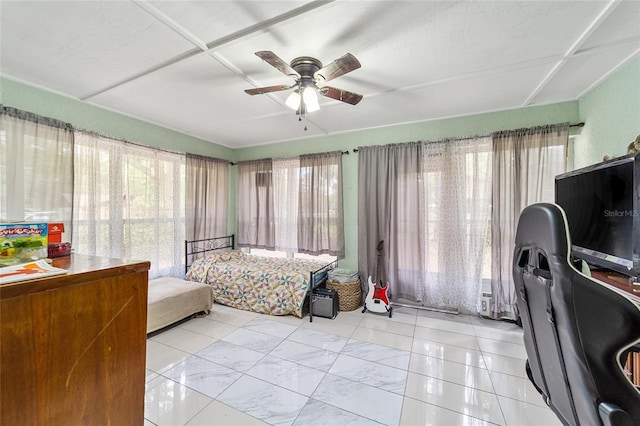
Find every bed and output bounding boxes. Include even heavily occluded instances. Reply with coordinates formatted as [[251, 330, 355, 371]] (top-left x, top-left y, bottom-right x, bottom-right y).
[[147, 277, 213, 333], [184, 235, 337, 321]]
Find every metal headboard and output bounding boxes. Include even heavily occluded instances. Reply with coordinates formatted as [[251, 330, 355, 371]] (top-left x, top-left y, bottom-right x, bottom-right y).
[[185, 234, 235, 274]]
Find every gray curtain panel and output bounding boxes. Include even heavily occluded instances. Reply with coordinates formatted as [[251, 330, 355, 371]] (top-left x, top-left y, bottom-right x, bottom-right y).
[[357, 142, 424, 298], [236, 158, 275, 249], [297, 151, 345, 257], [186, 154, 229, 243], [491, 123, 569, 320]]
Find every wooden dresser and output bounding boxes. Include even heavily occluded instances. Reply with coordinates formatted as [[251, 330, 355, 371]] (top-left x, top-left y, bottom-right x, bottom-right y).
[[0, 255, 150, 426]]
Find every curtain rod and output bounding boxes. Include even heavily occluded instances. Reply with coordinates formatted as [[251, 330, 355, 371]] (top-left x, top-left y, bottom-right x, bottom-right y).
[[352, 122, 585, 152], [1, 105, 74, 130], [77, 128, 184, 155], [229, 150, 350, 166], [76, 128, 231, 165]]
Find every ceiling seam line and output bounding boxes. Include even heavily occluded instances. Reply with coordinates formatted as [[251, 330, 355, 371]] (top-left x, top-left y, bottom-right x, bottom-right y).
[[80, 0, 336, 101], [204, 52, 292, 112], [576, 48, 640, 100], [201, 0, 338, 115], [80, 48, 204, 101], [353, 54, 567, 101], [132, 0, 209, 51], [563, 0, 621, 57], [573, 36, 640, 57], [388, 36, 640, 98], [204, 0, 336, 51], [358, 35, 638, 100], [521, 0, 621, 107], [202, 0, 337, 113]]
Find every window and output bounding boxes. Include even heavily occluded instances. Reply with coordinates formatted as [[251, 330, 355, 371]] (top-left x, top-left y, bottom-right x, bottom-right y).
[[491, 123, 569, 319], [419, 138, 493, 310], [2, 107, 229, 279], [0, 108, 73, 226], [237, 152, 344, 258], [421, 149, 493, 280], [73, 132, 185, 278]]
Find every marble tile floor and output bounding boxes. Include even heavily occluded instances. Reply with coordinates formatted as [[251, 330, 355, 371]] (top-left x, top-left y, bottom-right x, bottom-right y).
[[145, 303, 562, 426]]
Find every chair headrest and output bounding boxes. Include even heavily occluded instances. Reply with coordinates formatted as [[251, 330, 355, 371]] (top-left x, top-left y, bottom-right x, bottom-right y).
[[515, 203, 570, 258]]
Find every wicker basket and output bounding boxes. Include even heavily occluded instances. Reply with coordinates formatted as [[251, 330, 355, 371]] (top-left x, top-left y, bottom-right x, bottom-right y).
[[326, 278, 362, 311]]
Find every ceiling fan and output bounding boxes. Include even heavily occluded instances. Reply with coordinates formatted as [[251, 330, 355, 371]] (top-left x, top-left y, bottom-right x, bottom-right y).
[[244, 51, 363, 114]]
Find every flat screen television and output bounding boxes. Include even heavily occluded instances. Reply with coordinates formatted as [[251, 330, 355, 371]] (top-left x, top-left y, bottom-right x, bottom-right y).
[[555, 153, 640, 278]]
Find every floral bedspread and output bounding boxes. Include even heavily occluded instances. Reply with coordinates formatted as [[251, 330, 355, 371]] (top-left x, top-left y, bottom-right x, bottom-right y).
[[185, 251, 325, 317]]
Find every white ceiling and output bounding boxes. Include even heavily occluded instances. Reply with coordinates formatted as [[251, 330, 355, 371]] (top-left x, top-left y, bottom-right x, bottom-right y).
[[1, 1, 639, 149]]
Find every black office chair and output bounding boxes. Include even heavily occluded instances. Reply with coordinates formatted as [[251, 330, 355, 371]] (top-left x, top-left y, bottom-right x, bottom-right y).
[[513, 203, 640, 426]]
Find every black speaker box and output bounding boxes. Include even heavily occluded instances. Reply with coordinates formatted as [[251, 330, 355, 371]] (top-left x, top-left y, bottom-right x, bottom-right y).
[[311, 288, 339, 319]]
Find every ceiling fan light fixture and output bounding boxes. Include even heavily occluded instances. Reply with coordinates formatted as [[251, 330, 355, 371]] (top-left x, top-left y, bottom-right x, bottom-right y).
[[302, 85, 318, 104], [305, 99, 320, 113], [302, 86, 320, 112], [285, 90, 301, 110]]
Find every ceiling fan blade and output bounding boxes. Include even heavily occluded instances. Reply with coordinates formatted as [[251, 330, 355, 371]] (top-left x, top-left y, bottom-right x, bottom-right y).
[[314, 53, 361, 82], [244, 84, 294, 95], [255, 51, 300, 79], [319, 86, 363, 105]]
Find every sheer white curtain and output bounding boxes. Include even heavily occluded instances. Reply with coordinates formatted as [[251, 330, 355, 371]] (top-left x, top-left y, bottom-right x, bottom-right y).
[[298, 151, 344, 257], [73, 131, 185, 278], [491, 123, 569, 319], [0, 107, 74, 226], [186, 154, 229, 242], [236, 159, 274, 249], [421, 137, 492, 313], [272, 157, 300, 253]]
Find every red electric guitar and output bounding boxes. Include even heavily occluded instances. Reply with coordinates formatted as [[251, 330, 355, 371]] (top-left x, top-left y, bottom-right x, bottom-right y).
[[362, 240, 392, 317]]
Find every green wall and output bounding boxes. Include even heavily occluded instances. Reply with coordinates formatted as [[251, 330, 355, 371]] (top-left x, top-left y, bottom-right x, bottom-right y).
[[576, 55, 640, 168], [236, 102, 580, 270]]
